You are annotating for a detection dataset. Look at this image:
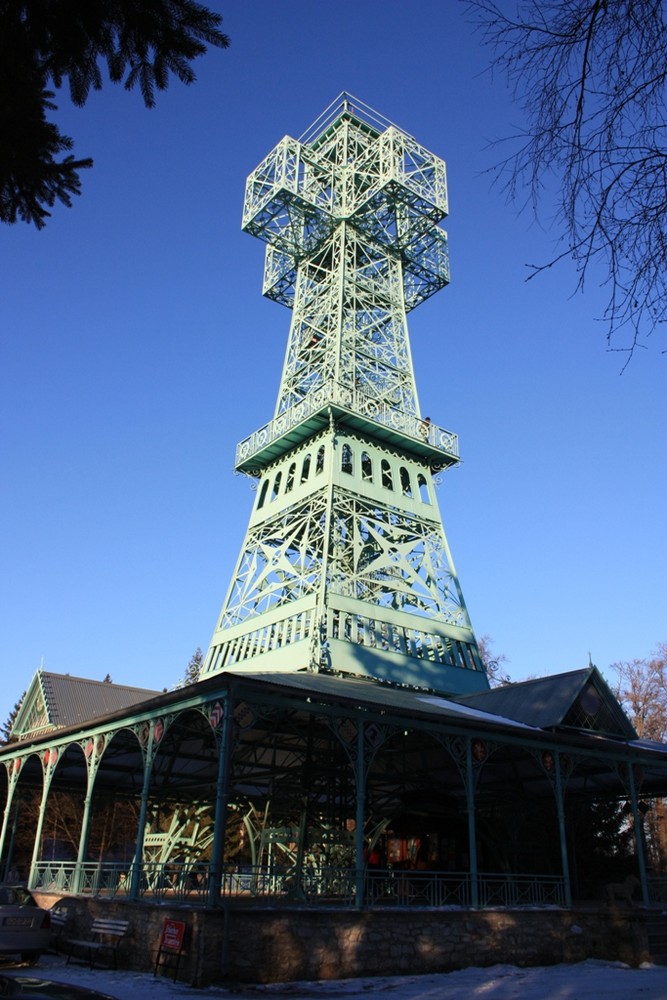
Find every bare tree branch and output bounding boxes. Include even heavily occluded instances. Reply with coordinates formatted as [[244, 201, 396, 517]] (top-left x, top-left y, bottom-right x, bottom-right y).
[[465, 0, 667, 359]]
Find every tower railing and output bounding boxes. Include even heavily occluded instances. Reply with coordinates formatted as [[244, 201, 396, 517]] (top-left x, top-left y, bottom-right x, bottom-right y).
[[29, 859, 569, 909], [234, 381, 458, 472]]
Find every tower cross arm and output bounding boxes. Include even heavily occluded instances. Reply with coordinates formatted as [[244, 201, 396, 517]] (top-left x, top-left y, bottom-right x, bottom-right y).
[[352, 125, 448, 222], [242, 136, 337, 257]]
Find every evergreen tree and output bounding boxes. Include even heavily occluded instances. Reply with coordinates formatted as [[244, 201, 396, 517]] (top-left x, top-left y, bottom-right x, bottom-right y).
[[1, 693, 25, 744], [570, 798, 634, 897], [177, 646, 203, 688], [1, 0, 230, 227]]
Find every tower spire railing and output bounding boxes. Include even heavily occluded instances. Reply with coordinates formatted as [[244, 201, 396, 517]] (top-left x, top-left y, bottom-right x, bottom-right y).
[[298, 92, 402, 146], [234, 380, 458, 474]]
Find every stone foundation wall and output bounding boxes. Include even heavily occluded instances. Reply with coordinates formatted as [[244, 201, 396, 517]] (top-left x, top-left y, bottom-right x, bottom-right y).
[[35, 893, 651, 988]]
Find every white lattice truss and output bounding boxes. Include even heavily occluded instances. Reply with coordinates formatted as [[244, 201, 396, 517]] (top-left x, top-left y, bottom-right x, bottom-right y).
[[222, 487, 467, 628], [276, 228, 418, 417], [203, 95, 485, 689], [243, 96, 449, 425]]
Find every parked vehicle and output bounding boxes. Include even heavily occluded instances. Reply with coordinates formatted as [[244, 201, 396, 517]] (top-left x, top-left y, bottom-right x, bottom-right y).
[[0, 974, 118, 998], [0, 885, 51, 963]]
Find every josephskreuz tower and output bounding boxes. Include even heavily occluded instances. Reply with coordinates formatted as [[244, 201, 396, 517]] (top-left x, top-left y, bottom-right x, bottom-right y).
[[202, 94, 488, 697]]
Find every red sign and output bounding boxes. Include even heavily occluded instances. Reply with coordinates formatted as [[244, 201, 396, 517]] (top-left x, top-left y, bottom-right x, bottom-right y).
[[160, 919, 185, 953]]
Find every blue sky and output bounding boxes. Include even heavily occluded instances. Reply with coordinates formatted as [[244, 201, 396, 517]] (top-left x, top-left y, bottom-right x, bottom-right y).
[[1, 0, 665, 725]]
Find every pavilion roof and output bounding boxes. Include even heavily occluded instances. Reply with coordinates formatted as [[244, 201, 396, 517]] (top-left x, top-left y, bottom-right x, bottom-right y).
[[10, 669, 161, 741], [452, 666, 637, 740]]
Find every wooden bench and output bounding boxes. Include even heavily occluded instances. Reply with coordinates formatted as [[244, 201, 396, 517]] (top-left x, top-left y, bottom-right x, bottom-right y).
[[65, 917, 129, 970], [49, 909, 72, 954]]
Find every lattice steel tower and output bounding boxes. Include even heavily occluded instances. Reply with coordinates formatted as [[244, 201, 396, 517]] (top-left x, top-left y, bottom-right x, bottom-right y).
[[201, 95, 489, 696]]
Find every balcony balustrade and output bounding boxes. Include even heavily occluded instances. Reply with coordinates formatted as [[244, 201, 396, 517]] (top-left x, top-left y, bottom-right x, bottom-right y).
[[235, 381, 458, 474]]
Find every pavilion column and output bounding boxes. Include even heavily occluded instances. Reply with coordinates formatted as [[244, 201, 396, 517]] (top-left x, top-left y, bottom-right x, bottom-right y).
[[354, 721, 366, 909], [292, 716, 316, 901], [28, 806, 47, 889], [465, 738, 479, 908], [72, 783, 95, 894], [0, 773, 19, 875], [129, 741, 155, 900], [208, 696, 233, 907], [627, 763, 649, 905], [554, 751, 572, 907], [27, 766, 53, 890], [1, 796, 21, 881]]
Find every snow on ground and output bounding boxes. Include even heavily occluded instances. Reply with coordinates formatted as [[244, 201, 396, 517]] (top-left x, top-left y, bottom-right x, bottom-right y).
[[3, 955, 667, 1000]]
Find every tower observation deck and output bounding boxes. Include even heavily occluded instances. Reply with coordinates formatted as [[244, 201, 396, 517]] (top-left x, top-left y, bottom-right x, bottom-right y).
[[201, 94, 489, 696]]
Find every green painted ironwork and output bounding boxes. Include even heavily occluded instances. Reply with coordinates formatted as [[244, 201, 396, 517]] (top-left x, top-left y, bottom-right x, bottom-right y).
[[201, 93, 487, 696], [28, 859, 567, 909], [3, 97, 666, 925]]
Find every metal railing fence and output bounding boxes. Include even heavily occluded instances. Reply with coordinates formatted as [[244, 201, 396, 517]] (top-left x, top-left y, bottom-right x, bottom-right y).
[[235, 381, 458, 471], [29, 860, 570, 909]]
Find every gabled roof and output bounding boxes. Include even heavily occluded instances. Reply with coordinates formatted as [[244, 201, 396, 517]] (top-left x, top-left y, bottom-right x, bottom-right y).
[[225, 669, 539, 734], [453, 666, 637, 740], [11, 670, 160, 741]]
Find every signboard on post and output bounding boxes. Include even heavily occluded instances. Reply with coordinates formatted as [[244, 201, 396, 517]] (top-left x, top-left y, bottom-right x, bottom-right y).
[[155, 918, 187, 981], [161, 919, 186, 953]]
